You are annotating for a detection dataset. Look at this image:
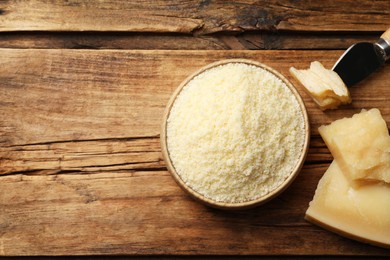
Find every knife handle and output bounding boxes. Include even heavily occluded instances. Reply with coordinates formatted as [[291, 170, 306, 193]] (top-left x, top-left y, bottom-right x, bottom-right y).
[[377, 28, 390, 61], [380, 28, 390, 43]]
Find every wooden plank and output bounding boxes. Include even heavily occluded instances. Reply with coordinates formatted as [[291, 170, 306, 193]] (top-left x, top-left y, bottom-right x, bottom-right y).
[[1, 167, 390, 256], [0, 49, 389, 255], [1, 49, 389, 147], [0, 1, 389, 34], [235, 32, 380, 50], [0, 32, 378, 50], [0, 32, 226, 50]]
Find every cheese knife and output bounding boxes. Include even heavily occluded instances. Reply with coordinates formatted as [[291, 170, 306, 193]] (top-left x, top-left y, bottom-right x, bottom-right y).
[[333, 28, 390, 87]]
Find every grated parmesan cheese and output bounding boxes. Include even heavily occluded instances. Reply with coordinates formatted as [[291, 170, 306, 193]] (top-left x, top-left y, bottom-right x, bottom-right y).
[[167, 62, 305, 203]]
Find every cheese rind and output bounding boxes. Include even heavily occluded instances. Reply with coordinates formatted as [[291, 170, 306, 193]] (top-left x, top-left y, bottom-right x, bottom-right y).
[[289, 61, 351, 110], [318, 108, 390, 184], [305, 160, 390, 248]]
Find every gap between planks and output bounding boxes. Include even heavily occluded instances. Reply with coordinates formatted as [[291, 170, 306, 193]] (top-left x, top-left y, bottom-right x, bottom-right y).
[[0, 31, 381, 50]]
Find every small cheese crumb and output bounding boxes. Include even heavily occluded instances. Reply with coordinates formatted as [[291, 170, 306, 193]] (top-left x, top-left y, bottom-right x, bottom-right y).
[[289, 61, 351, 110], [167, 62, 306, 203]]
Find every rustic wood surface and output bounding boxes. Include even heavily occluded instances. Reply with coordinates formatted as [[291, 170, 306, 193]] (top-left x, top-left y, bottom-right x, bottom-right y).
[[0, 0, 389, 256], [0, 49, 389, 256], [0, 0, 389, 34]]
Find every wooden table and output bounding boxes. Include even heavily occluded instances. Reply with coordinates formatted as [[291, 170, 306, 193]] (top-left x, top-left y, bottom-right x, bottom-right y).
[[0, 1, 389, 256]]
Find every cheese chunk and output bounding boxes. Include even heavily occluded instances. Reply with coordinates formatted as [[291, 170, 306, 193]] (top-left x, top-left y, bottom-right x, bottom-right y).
[[289, 61, 351, 110], [305, 161, 390, 248], [319, 108, 390, 184]]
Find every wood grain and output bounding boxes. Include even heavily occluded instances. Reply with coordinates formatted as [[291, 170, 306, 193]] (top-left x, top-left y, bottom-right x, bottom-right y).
[[0, 32, 379, 50], [0, 0, 389, 34], [1, 167, 389, 256], [0, 49, 389, 255], [0, 32, 225, 50]]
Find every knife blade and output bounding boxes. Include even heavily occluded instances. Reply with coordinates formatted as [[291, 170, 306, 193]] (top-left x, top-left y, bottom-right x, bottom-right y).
[[333, 28, 390, 87]]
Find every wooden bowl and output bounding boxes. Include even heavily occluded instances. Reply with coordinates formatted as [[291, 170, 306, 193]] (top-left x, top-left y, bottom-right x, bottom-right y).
[[161, 59, 310, 210]]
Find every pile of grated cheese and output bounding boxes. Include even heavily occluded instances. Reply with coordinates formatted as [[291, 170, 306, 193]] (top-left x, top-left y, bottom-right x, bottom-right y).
[[167, 62, 305, 203]]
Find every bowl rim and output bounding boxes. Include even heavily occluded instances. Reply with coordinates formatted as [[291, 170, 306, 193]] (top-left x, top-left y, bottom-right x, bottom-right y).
[[160, 58, 310, 210]]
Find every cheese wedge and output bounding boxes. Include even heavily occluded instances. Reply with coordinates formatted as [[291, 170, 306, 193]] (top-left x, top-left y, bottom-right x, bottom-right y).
[[289, 61, 351, 110], [305, 160, 390, 248], [318, 108, 390, 184]]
